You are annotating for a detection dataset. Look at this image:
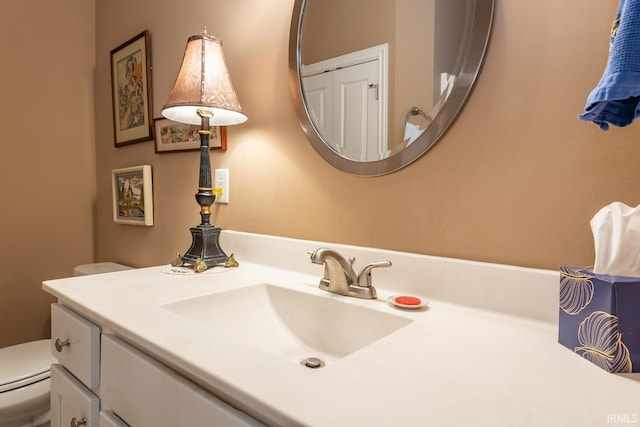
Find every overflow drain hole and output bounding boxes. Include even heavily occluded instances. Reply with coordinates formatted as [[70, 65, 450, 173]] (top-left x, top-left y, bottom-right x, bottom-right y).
[[300, 357, 325, 369]]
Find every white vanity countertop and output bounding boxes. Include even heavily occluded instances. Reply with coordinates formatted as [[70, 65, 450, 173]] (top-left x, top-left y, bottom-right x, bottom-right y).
[[43, 232, 640, 426]]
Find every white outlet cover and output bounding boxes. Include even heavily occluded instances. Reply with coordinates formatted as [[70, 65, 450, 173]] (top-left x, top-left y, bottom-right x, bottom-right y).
[[214, 169, 229, 204]]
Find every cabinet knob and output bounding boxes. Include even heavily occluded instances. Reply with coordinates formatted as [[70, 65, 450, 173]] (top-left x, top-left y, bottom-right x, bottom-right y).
[[55, 338, 70, 352], [70, 417, 87, 427]]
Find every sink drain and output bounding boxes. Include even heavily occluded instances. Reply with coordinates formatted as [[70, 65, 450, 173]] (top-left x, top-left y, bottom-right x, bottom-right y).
[[300, 357, 325, 369]]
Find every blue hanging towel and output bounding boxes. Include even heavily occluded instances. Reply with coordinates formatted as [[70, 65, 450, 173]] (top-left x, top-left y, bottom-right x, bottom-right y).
[[579, 0, 640, 130]]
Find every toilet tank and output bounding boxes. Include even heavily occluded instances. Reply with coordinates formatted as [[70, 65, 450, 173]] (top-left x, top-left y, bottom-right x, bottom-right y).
[[73, 262, 133, 276]]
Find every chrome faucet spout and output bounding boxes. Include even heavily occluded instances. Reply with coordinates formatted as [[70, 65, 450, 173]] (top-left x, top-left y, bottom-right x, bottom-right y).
[[309, 248, 358, 296], [309, 248, 391, 299]]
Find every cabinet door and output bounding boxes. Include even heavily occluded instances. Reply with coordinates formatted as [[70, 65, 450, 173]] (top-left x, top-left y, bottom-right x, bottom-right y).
[[50, 364, 99, 427], [100, 335, 264, 427], [332, 60, 381, 161], [99, 412, 129, 427], [302, 71, 333, 144], [303, 60, 385, 161]]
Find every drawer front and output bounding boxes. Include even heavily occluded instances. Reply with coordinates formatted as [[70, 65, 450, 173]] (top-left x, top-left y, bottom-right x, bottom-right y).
[[101, 335, 264, 427], [51, 304, 101, 388], [99, 411, 129, 427], [50, 364, 99, 427]]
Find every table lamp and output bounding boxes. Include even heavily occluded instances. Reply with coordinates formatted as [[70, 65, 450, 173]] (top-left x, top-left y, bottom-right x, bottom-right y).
[[162, 28, 247, 272]]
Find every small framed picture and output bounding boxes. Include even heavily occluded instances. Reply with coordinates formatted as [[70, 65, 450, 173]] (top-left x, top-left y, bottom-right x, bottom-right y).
[[112, 165, 153, 226], [153, 117, 227, 153], [110, 30, 154, 147]]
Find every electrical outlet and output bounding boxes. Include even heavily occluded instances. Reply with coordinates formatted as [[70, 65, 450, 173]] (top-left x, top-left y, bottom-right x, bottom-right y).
[[214, 169, 229, 204]]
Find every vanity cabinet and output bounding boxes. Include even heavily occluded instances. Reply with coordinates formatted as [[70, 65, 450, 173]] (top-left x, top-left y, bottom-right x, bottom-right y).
[[50, 303, 264, 427]]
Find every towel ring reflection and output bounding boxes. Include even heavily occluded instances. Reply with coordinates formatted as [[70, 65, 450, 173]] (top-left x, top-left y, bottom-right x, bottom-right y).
[[405, 107, 432, 124]]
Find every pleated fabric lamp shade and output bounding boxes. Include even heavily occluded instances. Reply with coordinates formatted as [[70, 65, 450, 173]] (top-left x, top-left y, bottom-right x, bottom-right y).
[[161, 30, 247, 126]]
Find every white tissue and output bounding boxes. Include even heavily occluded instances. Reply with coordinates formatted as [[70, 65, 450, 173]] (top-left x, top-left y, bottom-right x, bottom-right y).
[[403, 122, 423, 145], [590, 202, 640, 277]]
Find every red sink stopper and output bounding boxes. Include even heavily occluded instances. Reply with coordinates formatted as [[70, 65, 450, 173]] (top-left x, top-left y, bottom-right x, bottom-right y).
[[394, 296, 421, 306]]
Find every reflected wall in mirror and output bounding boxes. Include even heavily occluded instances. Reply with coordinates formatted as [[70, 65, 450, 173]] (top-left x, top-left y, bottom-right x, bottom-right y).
[[289, 0, 494, 175]]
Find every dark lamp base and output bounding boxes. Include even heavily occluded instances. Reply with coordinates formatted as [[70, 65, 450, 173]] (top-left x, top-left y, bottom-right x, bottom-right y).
[[180, 224, 228, 266]]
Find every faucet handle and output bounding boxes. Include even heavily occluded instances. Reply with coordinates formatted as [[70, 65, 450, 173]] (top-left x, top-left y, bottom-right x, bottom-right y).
[[357, 261, 392, 288], [346, 260, 392, 299]]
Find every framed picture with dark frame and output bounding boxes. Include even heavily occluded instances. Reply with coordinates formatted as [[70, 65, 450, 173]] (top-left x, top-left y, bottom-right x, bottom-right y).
[[111, 165, 153, 226], [110, 30, 154, 147], [153, 117, 227, 153]]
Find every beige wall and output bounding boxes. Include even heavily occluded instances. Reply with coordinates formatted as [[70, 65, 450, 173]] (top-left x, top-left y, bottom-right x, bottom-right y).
[[94, 1, 637, 276], [3, 0, 634, 348], [0, 1, 96, 347]]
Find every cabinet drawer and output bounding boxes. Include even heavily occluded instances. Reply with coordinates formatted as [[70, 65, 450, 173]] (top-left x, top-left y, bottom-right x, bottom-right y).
[[101, 335, 264, 427], [51, 304, 100, 388], [50, 364, 99, 427]]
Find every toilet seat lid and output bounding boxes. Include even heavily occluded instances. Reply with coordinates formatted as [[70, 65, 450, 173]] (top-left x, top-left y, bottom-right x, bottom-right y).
[[0, 339, 55, 393]]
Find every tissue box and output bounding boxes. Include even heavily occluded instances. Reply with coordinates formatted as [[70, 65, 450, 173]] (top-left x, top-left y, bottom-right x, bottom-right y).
[[558, 267, 640, 373]]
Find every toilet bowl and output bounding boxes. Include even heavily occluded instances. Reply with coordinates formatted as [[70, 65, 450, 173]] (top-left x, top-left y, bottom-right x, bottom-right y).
[[0, 340, 55, 427], [0, 262, 132, 427]]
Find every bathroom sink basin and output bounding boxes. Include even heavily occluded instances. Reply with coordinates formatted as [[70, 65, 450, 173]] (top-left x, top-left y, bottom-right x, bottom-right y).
[[162, 284, 412, 366]]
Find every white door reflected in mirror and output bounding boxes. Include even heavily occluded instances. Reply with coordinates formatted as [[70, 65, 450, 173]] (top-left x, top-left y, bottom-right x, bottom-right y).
[[302, 45, 388, 161]]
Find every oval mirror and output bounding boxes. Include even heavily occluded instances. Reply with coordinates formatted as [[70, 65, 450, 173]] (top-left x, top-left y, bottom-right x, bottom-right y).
[[289, 0, 494, 176]]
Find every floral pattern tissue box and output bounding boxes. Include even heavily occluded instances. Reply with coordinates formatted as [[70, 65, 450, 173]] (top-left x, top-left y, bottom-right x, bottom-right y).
[[558, 267, 640, 373]]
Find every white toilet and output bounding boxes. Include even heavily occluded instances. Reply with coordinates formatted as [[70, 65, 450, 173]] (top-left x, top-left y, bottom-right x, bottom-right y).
[[72, 262, 133, 277], [0, 340, 55, 427], [0, 262, 132, 427]]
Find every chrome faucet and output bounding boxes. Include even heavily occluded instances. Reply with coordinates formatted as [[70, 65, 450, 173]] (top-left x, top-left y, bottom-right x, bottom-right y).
[[309, 247, 392, 299]]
